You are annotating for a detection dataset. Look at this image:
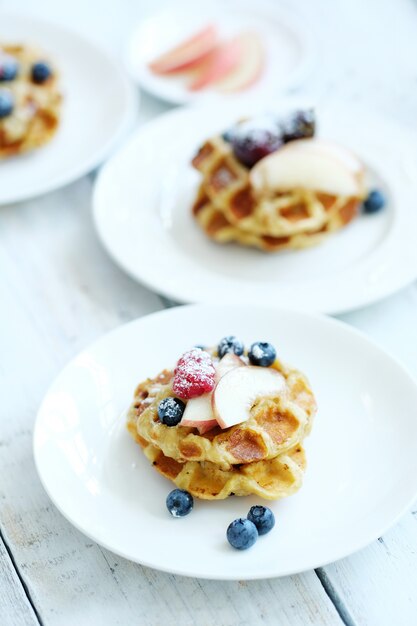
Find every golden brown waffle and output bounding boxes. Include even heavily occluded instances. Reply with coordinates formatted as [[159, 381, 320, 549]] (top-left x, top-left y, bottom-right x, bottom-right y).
[[134, 434, 306, 500], [0, 44, 62, 158], [127, 356, 316, 471], [192, 184, 359, 252], [191, 136, 360, 248]]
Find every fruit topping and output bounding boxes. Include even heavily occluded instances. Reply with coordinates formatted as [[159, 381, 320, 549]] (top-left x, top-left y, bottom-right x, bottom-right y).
[[217, 336, 244, 358], [231, 118, 282, 167], [227, 518, 258, 549], [173, 348, 215, 399], [248, 342, 276, 367], [281, 109, 316, 143], [212, 366, 285, 429], [166, 489, 194, 517], [0, 54, 18, 82], [157, 397, 186, 426], [247, 505, 275, 535], [362, 189, 386, 214], [0, 89, 14, 119], [180, 393, 217, 434], [31, 61, 52, 84]]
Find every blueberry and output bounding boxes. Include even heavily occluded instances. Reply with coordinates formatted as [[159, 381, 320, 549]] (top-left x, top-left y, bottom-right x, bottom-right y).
[[0, 89, 14, 119], [227, 518, 258, 550], [0, 56, 19, 82], [31, 61, 52, 84], [248, 342, 276, 367], [281, 109, 316, 143], [363, 190, 386, 214], [218, 336, 244, 358], [166, 488, 193, 517], [157, 397, 185, 426], [247, 505, 275, 535]]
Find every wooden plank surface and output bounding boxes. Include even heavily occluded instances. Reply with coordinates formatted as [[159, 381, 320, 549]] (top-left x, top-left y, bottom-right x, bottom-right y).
[[0, 538, 39, 626], [0, 0, 417, 624]]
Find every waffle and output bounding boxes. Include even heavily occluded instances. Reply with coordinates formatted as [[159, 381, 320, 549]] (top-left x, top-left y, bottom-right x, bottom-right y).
[[192, 184, 359, 252], [191, 135, 361, 250], [127, 356, 316, 471], [134, 434, 306, 500], [0, 44, 61, 158]]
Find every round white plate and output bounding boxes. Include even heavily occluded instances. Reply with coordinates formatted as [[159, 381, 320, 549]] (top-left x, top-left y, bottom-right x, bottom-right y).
[[0, 12, 138, 205], [126, 0, 315, 105], [93, 98, 417, 314], [34, 304, 417, 580]]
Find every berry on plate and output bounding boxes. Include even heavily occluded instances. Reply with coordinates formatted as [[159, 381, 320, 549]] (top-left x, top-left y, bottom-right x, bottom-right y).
[[248, 342, 276, 367], [32, 61, 52, 84], [363, 189, 386, 214], [0, 55, 18, 82], [157, 397, 185, 426], [227, 518, 258, 549], [217, 336, 244, 358], [173, 348, 215, 399], [232, 120, 282, 167], [0, 89, 14, 118], [166, 489, 194, 517], [247, 505, 275, 535], [281, 109, 316, 143]]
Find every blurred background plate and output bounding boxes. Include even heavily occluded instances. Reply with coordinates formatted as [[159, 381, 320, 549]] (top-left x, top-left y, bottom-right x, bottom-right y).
[[93, 98, 417, 314], [0, 12, 138, 205], [126, 0, 316, 105]]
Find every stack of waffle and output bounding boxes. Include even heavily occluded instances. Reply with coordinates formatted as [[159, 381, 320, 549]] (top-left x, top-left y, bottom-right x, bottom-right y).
[[127, 350, 317, 501], [191, 135, 361, 252]]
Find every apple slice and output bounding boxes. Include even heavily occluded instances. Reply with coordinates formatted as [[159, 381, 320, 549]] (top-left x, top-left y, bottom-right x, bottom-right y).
[[212, 366, 285, 429], [180, 393, 217, 434], [250, 139, 366, 198], [215, 353, 245, 382], [149, 24, 218, 74], [188, 37, 243, 91], [216, 32, 264, 93]]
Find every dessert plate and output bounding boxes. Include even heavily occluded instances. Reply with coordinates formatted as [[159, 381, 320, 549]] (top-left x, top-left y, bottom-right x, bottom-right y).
[[0, 12, 137, 205], [125, 0, 315, 105], [34, 305, 417, 580], [93, 98, 417, 314]]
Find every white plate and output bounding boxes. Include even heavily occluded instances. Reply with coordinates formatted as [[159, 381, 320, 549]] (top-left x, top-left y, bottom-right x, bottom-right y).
[[34, 304, 417, 580], [93, 98, 417, 314], [126, 0, 315, 105], [0, 12, 138, 205]]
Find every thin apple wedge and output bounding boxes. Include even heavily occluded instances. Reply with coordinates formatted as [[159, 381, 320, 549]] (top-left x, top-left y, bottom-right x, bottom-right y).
[[212, 366, 285, 429], [216, 32, 264, 92], [149, 24, 219, 74], [180, 394, 217, 434], [250, 139, 366, 197], [188, 37, 243, 91], [215, 353, 245, 383]]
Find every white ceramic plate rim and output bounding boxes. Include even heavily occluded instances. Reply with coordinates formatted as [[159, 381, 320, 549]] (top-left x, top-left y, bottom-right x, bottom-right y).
[[92, 99, 417, 314], [125, 0, 317, 105], [0, 11, 138, 205], [34, 305, 417, 580]]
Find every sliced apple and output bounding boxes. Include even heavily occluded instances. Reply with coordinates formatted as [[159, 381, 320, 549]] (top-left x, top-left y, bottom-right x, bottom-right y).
[[180, 393, 217, 434], [215, 353, 245, 382], [212, 366, 285, 429], [216, 32, 264, 93], [188, 37, 243, 91], [250, 139, 366, 198], [149, 24, 219, 74]]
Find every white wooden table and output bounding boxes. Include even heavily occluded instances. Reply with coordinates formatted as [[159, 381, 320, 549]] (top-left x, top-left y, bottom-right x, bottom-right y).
[[1, 0, 417, 624]]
